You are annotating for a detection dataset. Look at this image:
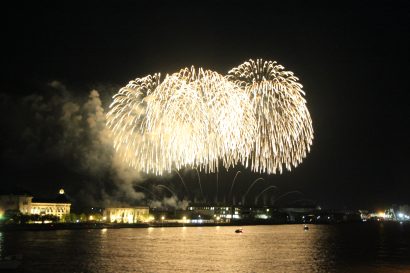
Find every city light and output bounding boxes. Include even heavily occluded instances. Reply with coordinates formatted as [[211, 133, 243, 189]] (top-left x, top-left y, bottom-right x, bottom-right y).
[[397, 212, 410, 220]]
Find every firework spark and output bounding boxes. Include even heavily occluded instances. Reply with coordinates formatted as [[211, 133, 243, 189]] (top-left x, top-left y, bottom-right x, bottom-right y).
[[107, 59, 313, 175], [106, 73, 161, 171], [227, 59, 314, 174], [107, 67, 256, 175]]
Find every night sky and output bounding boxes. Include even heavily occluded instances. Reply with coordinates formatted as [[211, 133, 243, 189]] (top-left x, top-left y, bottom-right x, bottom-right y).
[[1, 1, 409, 210]]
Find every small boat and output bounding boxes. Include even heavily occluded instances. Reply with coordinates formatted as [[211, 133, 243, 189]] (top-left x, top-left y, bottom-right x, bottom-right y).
[[235, 228, 243, 233], [0, 255, 22, 270], [303, 225, 309, 231]]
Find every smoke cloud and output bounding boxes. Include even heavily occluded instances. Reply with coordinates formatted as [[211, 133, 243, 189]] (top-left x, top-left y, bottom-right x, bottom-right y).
[[0, 81, 213, 210], [0, 81, 148, 208], [149, 197, 189, 210]]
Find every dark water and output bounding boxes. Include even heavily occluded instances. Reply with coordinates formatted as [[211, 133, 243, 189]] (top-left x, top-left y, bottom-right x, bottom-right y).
[[1, 223, 410, 273]]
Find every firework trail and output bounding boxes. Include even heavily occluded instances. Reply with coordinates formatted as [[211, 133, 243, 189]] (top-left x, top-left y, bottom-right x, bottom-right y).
[[228, 171, 242, 201], [255, 185, 278, 205], [156, 184, 178, 197], [174, 169, 190, 196], [107, 59, 313, 176], [242, 177, 265, 205], [193, 167, 204, 201]]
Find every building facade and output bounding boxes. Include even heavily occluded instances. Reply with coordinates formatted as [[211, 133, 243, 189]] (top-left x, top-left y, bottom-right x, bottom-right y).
[[103, 207, 149, 223], [0, 189, 71, 219], [30, 202, 71, 218], [0, 194, 33, 215], [187, 205, 242, 222]]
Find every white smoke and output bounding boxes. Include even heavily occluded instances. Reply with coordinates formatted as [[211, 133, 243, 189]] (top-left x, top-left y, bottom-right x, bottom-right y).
[[0, 81, 199, 209], [1, 81, 147, 207], [149, 197, 189, 210]]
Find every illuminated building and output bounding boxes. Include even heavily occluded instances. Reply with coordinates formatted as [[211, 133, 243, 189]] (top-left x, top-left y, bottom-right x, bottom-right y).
[[30, 189, 71, 219], [103, 207, 149, 223], [0, 190, 32, 215], [187, 205, 241, 222], [0, 189, 71, 219]]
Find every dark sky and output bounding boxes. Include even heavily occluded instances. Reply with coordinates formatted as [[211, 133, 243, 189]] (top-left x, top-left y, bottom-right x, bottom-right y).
[[1, 1, 409, 210]]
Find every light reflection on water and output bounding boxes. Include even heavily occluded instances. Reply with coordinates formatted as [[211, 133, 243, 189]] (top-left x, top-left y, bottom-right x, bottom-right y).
[[0, 232, 3, 257], [2, 223, 410, 273]]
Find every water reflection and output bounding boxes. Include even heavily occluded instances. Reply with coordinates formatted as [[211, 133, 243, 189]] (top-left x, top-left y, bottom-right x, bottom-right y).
[[0, 224, 409, 273], [0, 232, 3, 257]]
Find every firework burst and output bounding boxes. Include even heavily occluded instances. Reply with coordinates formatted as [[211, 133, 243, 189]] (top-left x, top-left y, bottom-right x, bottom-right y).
[[106, 73, 161, 170], [107, 67, 256, 175], [227, 59, 314, 174], [107, 59, 313, 175]]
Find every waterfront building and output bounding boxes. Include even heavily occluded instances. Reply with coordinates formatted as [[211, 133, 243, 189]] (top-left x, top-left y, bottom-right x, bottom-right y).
[[0, 189, 71, 219], [187, 205, 242, 222], [0, 190, 32, 215], [30, 189, 71, 219], [103, 207, 149, 223]]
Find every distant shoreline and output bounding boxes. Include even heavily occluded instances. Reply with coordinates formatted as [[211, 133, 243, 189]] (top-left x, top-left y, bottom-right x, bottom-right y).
[[1, 220, 407, 231]]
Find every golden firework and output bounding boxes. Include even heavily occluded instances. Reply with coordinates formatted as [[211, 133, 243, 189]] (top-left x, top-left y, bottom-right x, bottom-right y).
[[107, 59, 313, 175], [227, 59, 314, 174], [107, 67, 256, 175]]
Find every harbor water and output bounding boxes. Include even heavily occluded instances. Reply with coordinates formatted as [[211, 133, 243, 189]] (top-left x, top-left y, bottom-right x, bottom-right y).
[[1, 223, 410, 273]]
